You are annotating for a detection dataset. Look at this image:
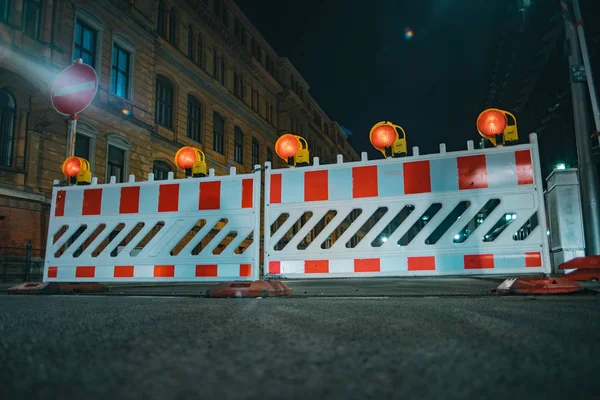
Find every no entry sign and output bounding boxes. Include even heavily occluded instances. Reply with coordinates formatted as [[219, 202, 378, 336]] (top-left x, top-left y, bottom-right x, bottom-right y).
[[51, 59, 98, 116]]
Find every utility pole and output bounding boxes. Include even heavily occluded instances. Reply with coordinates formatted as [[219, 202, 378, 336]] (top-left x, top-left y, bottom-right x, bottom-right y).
[[561, 0, 600, 255]]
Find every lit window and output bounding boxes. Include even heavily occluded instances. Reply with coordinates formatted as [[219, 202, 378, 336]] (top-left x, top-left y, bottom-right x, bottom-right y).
[[74, 19, 97, 67], [111, 43, 130, 99]]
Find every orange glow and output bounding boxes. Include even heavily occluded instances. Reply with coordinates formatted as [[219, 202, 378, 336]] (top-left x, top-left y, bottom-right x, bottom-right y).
[[275, 134, 300, 160], [175, 147, 198, 169], [477, 109, 507, 138], [62, 156, 81, 177], [370, 124, 397, 149]]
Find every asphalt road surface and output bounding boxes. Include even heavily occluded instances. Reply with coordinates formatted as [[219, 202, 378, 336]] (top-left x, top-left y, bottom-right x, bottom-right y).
[[1, 294, 599, 400]]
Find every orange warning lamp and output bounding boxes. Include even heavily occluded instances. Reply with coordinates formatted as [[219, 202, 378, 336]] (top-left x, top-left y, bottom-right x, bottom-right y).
[[175, 146, 207, 177], [62, 156, 91, 185], [477, 108, 519, 146], [275, 133, 310, 167], [369, 121, 407, 158]]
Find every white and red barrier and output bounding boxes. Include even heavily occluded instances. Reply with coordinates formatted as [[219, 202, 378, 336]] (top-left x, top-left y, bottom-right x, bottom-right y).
[[44, 167, 261, 282], [263, 134, 551, 278]]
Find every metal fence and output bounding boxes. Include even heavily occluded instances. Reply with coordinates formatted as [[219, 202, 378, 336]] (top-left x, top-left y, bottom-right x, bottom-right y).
[[0, 241, 45, 282]]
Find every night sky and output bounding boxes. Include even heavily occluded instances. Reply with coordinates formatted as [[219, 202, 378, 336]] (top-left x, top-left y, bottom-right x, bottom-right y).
[[235, 0, 506, 158]]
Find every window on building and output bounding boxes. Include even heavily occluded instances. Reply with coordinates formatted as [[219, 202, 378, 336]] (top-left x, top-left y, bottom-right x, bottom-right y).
[[213, 0, 222, 17], [252, 137, 259, 166], [74, 19, 97, 67], [155, 76, 174, 129], [234, 126, 243, 164], [1, 0, 10, 23], [220, 56, 225, 85], [241, 29, 248, 47], [157, 1, 167, 38], [213, 112, 224, 154], [269, 105, 274, 124], [74, 134, 90, 161], [107, 145, 125, 183], [234, 18, 242, 42], [197, 34, 203, 67], [111, 43, 130, 99], [187, 95, 202, 143], [187, 25, 194, 60], [266, 147, 273, 163], [240, 74, 244, 102], [222, 6, 229, 27], [251, 38, 258, 59], [324, 123, 329, 137], [22, 0, 42, 39], [168, 8, 177, 45], [152, 160, 172, 181], [0, 90, 16, 168], [234, 69, 240, 98], [212, 48, 218, 78]]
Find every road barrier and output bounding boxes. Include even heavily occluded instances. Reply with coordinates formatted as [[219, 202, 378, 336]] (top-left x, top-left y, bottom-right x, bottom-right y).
[[43, 167, 261, 282], [263, 134, 551, 278]]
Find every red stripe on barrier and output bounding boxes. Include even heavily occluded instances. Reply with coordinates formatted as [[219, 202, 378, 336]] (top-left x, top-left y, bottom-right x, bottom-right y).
[[305, 260, 329, 274], [269, 261, 281, 274], [82, 188, 102, 215], [515, 150, 534, 185], [120, 186, 140, 214], [55, 191, 66, 217], [457, 155, 488, 190], [114, 266, 134, 278], [305, 170, 329, 201], [464, 254, 494, 269], [75, 266, 95, 278], [270, 174, 282, 204], [240, 264, 252, 277], [404, 161, 432, 194], [196, 264, 218, 277], [241, 179, 253, 208], [352, 166, 378, 198], [158, 184, 179, 212], [408, 256, 436, 271], [354, 258, 380, 272], [199, 181, 221, 210], [154, 265, 175, 277], [47, 266, 58, 278], [525, 252, 542, 268]]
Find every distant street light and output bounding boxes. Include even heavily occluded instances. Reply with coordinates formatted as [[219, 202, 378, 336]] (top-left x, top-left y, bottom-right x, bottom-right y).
[[555, 163, 567, 170]]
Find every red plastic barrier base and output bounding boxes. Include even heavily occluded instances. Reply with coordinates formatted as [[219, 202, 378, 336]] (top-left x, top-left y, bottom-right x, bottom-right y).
[[492, 277, 584, 295], [559, 256, 600, 281], [7, 282, 109, 295], [206, 280, 292, 298]]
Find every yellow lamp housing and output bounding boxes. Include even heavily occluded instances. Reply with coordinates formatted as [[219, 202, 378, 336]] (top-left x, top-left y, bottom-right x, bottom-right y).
[[477, 108, 519, 147], [174, 147, 207, 177], [391, 125, 408, 158], [62, 156, 91, 186], [294, 136, 310, 167], [370, 122, 407, 158], [502, 110, 519, 144], [75, 158, 91, 185]]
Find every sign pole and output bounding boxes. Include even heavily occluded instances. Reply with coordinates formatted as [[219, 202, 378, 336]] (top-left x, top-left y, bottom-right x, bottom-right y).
[[67, 115, 78, 158], [562, 2, 600, 255]]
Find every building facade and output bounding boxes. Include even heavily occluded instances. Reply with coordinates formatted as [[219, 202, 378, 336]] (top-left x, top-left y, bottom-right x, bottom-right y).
[[0, 0, 359, 254]]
